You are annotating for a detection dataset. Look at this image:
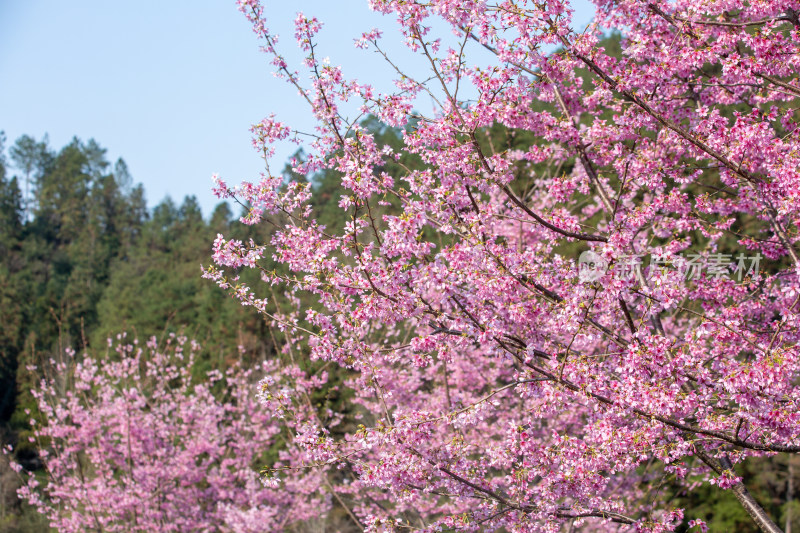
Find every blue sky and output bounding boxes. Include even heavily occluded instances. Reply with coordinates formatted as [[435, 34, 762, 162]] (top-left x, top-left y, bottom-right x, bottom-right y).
[[0, 1, 595, 216]]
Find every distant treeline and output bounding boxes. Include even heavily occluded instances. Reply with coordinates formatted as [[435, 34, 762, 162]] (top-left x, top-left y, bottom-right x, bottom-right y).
[[0, 132, 284, 530]]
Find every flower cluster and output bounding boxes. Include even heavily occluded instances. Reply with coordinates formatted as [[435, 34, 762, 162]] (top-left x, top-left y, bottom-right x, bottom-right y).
[[9, 335, 328, 532]]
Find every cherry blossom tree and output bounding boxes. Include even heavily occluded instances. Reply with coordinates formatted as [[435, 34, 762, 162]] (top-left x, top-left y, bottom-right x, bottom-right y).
[[10, 334, 329, 532], [204, 0, 800, 531]]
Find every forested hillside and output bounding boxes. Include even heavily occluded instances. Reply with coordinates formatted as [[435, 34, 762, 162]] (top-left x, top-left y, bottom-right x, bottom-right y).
[[0, 133, 271, 530]]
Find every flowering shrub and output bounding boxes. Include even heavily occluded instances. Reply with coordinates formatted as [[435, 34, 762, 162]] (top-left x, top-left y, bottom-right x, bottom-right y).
[[11, 335, 328, 532], [206, 0, 800, 531]]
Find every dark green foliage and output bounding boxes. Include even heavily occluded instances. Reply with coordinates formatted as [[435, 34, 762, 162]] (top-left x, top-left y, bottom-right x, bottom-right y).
[[91, 194, 275, 376], [0, 134, 269, 529]]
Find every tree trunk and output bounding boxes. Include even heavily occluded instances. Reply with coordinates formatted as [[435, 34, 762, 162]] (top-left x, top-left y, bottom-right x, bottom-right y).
[[718, 456, 784, 533], [788, 459, 794, 533], [695, 451, 784, 533]]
